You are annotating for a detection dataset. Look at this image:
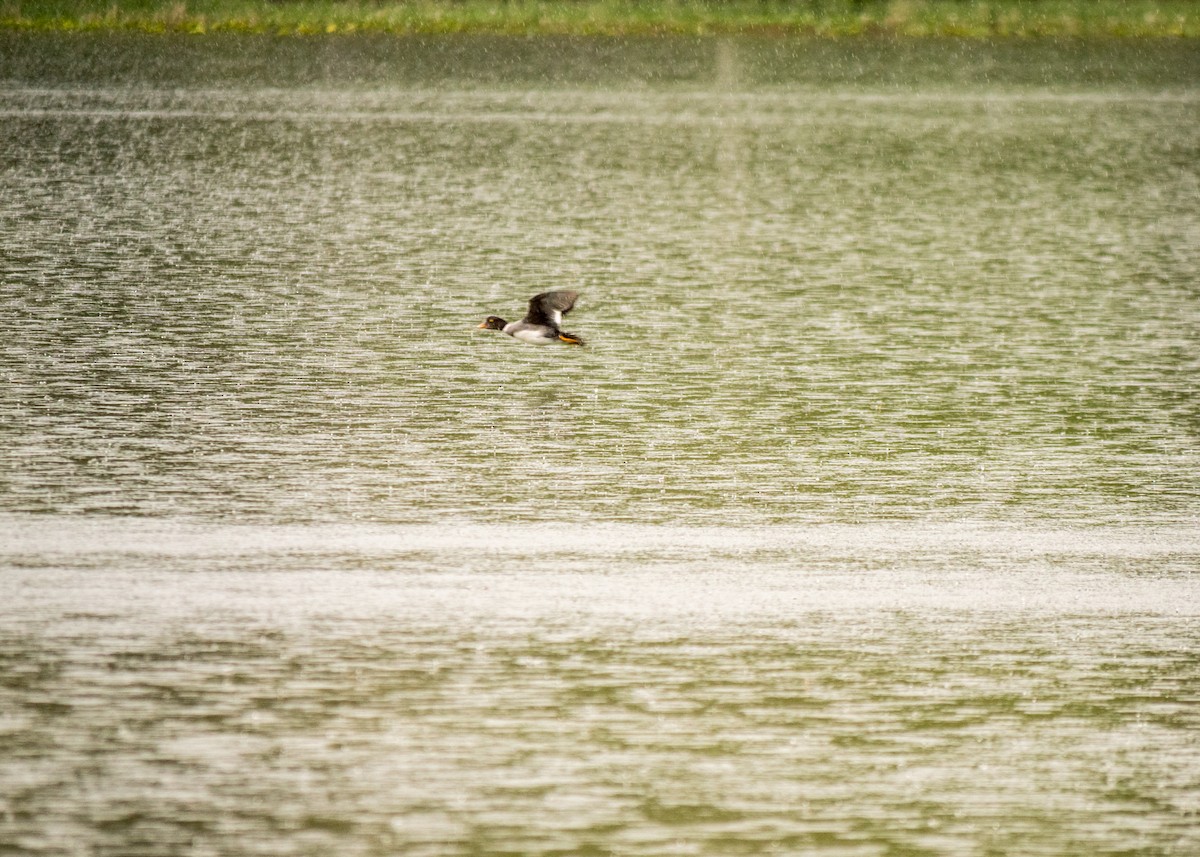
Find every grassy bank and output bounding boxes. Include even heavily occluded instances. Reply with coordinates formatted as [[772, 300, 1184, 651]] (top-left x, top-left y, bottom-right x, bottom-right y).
[[1, 1, 1198, 38]]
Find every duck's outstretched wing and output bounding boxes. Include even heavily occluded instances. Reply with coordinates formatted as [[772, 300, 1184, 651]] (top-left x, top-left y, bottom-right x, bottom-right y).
[[524, 290, 579, 328]]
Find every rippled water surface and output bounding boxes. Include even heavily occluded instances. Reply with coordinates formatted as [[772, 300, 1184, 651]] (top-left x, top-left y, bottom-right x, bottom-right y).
[[1, 34, 1198, 856]]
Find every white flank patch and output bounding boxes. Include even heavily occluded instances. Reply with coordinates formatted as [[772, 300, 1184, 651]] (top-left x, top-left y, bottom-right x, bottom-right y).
[[510, 328, 555, 344]]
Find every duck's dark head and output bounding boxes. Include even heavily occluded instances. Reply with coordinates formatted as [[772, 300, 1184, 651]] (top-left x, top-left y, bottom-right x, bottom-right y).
[[478, 316, 507, 331]]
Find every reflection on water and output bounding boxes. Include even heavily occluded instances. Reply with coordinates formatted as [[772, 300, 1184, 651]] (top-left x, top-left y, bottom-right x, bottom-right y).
[[0, 33, 1198, 857], [3, 518, 1200, 856]]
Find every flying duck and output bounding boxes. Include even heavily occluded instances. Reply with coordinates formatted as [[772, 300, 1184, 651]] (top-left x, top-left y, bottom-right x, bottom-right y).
[[478, 290, 585, 345]]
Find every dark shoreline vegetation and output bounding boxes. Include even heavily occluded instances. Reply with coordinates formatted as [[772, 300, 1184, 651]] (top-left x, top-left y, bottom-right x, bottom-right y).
[[2, 0, 1199, 37]]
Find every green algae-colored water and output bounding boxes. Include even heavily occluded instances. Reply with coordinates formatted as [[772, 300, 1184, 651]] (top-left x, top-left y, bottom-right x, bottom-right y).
[[1, 34, 1198, 856]]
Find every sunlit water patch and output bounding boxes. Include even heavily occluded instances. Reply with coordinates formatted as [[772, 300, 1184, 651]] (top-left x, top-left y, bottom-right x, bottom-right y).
[[2, 517, 1200, 856]]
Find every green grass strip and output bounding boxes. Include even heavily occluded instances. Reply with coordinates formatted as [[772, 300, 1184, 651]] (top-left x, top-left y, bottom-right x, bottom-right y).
[[2, 1, 1198, 37]]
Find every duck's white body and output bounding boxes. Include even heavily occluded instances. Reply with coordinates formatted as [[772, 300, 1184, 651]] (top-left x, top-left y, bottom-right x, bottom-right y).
[[506, 322, 562, 345]]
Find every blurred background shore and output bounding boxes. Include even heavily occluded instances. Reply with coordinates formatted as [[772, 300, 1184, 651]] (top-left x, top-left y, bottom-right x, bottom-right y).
[[3, 0, 1198, 37]]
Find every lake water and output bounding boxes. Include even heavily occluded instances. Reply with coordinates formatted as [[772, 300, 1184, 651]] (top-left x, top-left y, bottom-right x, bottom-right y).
[[1, 33, 1198, 856]]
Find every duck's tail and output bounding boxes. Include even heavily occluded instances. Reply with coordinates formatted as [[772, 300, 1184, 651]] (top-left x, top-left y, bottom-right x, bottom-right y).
[[558, 331, 585, 345]]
